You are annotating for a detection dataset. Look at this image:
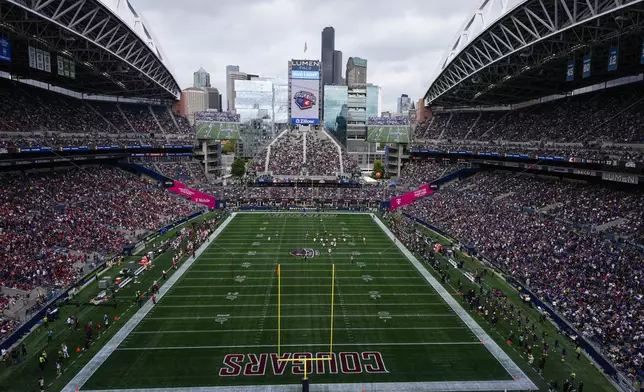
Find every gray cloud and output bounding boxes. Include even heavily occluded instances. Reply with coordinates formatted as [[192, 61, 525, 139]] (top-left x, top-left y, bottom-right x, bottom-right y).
[[133, 0, 479, 111]]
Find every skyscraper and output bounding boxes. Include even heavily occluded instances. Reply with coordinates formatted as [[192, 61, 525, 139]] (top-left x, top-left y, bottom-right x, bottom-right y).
[[227, 71, 258, 113], [225, 65, 240, 110], [332, 50, 343, 85], [205, 87, 222, 111], [397, 94, 411, 114], [193, 67, 211, 88], [321, 27, 335, 86], [345, 57, 367, 87]]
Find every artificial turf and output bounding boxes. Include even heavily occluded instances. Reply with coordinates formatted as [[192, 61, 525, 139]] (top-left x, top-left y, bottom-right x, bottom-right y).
[[81, 213, 520, 390]]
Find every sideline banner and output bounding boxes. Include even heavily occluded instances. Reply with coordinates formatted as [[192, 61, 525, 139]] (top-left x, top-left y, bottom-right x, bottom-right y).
[[168, 181, 216, 209], [389, 184, 435, 210]]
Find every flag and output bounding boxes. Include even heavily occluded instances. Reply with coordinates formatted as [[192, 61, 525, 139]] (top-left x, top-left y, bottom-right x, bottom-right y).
[[304, 42, 307, 53], [277, 264, 280, 276]]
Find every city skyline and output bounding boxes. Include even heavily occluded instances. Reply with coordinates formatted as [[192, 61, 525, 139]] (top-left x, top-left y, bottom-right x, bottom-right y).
[[134, 0, 480, 112]]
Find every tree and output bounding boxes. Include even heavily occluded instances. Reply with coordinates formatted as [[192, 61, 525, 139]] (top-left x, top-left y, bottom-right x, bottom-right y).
[[231, 158, 246, 178], [372, 159, 385, 179]]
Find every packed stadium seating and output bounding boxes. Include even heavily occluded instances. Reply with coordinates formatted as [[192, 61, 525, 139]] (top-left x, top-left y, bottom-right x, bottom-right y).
[[139, 160, 207, 185], [305, 130, 340, 176], [395, 160, 459, 190], [0, 166, 200, 294], [202, 184, 385, 203], [399, 170, 643, 375], [0, 78, 193, 148], [252, 128, 360, 177], [414, 83, 644, 148], [267, 130, 304, 175]]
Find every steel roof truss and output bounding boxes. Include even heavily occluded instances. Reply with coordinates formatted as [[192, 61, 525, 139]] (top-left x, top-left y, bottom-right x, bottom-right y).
[[501, 23, 526, 46], [53, 0, 84, 21], [490, 30, 515, 51], [95, 24, 119, 45]]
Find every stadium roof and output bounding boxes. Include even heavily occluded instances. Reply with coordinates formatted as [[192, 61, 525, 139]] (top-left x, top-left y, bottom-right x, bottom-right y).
[[425, 0, 644, 107], [0, 0, 180, 100]]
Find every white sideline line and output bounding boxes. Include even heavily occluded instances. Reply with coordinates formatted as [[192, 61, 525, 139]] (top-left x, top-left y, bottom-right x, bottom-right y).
[[130, 326, 468, 334], [171, 284, 432, 288], [116, 342, 481, 351], [154, 302, 446, 308], [180, 276, 422, 280], [186, 269, 414, 272], [198, 252, 399, 256], [163, 293, 440, 297], [144, 313, 457, 320], [80, 381, 534, 392], [61, 213, 238, 392], [190, 262, 408, 266]]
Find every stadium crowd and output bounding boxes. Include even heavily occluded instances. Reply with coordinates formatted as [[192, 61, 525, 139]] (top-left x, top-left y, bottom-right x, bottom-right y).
[[253, 129, 359, 177], [0, 166, 200, 294], [0, 78, 194, 149], [415, 83, 644, 145], [399, 170, 643, 376], [395, 159, 459, 190], [411, 141, 644, 162], [138, 160, 207, 185], [204, 184, 386, 203], [305, 131, 340, 176], [267, 130, 304, 175]]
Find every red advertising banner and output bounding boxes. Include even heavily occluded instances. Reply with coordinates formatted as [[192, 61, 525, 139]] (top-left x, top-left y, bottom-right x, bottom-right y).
[[389, 184, 435, 210], [168, 181, 216, 209]]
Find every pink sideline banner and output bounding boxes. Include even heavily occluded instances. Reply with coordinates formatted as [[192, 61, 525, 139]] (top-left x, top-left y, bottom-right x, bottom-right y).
[[168, 181, 216, 209], [389, 184, 435, 210]]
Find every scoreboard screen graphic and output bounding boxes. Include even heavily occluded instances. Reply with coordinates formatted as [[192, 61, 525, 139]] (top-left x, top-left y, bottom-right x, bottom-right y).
[[290, 59, 320, 125]]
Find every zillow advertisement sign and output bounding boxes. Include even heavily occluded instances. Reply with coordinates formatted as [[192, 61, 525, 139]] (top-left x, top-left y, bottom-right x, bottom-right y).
[[290, 59, 320, 125]]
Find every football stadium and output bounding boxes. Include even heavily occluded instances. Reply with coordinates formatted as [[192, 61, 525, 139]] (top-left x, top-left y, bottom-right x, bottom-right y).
[[0, 1, 643, 392]]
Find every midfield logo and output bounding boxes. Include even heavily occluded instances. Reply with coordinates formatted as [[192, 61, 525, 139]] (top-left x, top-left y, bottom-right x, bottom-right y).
[[294, 91, 316, 110], [290, 248, 320, 258]]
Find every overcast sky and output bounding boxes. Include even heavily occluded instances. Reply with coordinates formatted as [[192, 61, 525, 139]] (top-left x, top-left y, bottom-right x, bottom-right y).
[[133, 0, 480, 112]]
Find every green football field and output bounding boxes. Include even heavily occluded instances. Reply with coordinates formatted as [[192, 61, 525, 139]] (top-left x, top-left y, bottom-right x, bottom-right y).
[[195, 121, 241, 140], [366, 126, 411, 144], [68, 212, 535, 392]]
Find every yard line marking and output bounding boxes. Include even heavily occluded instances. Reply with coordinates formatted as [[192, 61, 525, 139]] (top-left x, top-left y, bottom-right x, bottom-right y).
[[154, 302, 447, 308], [116, 341, 481, 351], [143, 313, 457, 320], [130, 326, 468, 334]]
